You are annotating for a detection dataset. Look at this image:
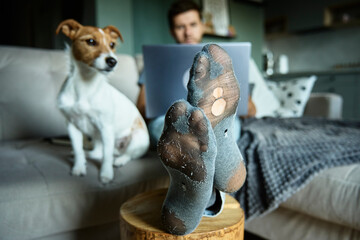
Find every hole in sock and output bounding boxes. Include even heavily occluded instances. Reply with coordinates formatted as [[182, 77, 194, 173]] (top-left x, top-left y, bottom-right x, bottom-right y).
[[204, 190, 223, 216], [211, 98, 226, 116]]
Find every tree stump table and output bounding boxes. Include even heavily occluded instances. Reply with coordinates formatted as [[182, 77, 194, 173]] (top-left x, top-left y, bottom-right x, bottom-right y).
[[120, 188, 244, 240]]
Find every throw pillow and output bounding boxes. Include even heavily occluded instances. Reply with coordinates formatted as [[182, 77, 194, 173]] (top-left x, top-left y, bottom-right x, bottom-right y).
[[248, 59, 280, 118], [266, 75, 317, 117]]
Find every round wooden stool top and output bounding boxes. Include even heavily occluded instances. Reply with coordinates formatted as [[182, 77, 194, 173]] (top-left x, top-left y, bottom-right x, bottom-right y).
[[120, 188, 244, 240]]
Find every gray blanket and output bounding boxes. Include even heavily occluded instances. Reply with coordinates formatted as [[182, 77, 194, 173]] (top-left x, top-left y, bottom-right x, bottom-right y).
[[232, 117, 360, 221]]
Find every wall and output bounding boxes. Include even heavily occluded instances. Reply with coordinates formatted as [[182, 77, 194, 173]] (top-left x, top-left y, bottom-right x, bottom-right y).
[[266, 27, 360, 72], [95, 0, 134, 55], [0, 0, 96, 50], [96, 0, 264, 69], [225, 1, 264, 70], [133, 0, 175, 54], [264, 0, 360, 120], [199, 1, 264, 68], [264, 0, 360, 73]]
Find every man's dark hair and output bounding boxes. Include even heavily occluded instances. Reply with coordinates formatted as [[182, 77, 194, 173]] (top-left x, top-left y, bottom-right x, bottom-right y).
[[167, 0, 202, 29]]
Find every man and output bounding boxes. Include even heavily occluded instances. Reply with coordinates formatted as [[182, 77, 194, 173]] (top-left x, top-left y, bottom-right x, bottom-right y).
[[136, 0, 204, 119], [137, 0, 255, 144], [168, 0, 204, 44], [138, 1, 248, 235], [136, 0, 214, 147]]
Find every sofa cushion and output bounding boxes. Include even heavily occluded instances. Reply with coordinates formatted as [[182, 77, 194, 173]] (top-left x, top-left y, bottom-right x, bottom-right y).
[[281, 164, 360, 230], [0, 46, 140, 141], [245, 206, 360, 240], [248, 59, 281, 118], [0, 140, 169, 240], [108, 53, 140, 104], [266, 76, 317, 117]]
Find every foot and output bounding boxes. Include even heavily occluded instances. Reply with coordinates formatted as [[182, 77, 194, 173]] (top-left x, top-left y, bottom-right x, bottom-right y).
[[85, 147, 102, 160], [72, 157, 87, 176], [100, 163, 114, 184], [113, 154, 131, 167], [157, 100, 217, 235], [187, 44, 246, 193]]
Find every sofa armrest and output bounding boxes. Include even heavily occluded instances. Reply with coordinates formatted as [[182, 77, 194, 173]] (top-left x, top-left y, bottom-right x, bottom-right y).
[[303, 93, 343, 119]]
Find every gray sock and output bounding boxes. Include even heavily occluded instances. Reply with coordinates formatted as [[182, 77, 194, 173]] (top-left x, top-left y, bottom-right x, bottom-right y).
[[187, 44, 246, 193], [157, 100, 217, 235]]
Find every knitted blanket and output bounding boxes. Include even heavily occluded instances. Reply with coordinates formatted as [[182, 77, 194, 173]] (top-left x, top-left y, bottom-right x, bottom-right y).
[[232, 117, 360, 221]]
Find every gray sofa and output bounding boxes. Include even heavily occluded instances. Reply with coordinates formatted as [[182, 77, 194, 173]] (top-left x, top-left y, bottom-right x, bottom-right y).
[[0, 46, 169, 240], [0, 46, 359, 240]]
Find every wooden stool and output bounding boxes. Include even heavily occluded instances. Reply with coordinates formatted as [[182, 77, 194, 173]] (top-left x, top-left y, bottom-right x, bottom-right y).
[[120, 188, 244, 240]]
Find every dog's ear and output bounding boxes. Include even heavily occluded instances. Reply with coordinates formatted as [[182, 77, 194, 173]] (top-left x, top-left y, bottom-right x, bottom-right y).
[[103, 25, 124, 43], [56, 19, 83, 40]]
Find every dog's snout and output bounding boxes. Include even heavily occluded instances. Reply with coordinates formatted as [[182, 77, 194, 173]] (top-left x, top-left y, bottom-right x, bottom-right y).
[[106, 57, 117, 68]]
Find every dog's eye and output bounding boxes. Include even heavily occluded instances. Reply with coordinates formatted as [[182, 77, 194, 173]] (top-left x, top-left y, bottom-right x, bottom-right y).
[[86, 39, 97, 46], [110, 42, 115, 49]]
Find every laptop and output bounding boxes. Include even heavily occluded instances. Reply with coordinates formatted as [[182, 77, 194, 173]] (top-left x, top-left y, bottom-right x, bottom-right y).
[[142, 42, 251, 119]]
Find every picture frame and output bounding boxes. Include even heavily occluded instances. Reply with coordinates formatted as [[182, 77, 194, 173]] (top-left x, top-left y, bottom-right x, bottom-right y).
[[202, 0, 236, 37]]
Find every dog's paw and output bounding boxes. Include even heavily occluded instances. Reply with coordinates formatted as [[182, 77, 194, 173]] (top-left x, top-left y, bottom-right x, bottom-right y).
[[113, 155, 131, 167], [71, 164, 87, 176], [100, 166, 114, 184]]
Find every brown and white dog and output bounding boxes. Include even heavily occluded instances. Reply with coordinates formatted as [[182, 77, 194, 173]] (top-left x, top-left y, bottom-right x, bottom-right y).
[[56, 19, 149, 183]]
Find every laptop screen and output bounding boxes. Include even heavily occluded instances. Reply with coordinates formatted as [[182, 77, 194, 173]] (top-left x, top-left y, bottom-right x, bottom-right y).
[[143, 43, 251, 119]]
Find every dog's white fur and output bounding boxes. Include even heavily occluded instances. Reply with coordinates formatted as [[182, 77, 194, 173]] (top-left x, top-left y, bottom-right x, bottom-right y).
[[56, 20, 149, 183]]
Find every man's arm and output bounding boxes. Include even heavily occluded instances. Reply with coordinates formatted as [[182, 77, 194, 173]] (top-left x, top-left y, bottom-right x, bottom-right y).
[[136, 84, 147, 120]]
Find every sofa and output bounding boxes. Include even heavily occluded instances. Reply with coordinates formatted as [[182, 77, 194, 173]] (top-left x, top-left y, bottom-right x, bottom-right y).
[[0, 46, 170, 240], [0, 45, 359, 240]]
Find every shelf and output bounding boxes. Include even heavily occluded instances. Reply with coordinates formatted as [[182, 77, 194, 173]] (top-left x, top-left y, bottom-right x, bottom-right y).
[[266, 68, 360, 80], [264, 1, 360, 38], [324, 1, 360, 28]]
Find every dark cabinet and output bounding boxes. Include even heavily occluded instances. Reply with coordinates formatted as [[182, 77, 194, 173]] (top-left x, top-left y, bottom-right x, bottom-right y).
[[265, 0, 360, 36]]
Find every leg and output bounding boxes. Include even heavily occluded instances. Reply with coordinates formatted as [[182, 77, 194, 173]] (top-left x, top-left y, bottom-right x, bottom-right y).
[[85, 137, 103, 160], [99, 126, 115, 184], [68, 123, 87, 176], [187, 44, 246, 193], [114, 128, 149, 167], [148, 115, 165, 148], [157, 100, 217, 235]]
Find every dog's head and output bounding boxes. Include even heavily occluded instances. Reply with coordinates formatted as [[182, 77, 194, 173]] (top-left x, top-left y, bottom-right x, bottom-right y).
[[56, 19, 123, 73]]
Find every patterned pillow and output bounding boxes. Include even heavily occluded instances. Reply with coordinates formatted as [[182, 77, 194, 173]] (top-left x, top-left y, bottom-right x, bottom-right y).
[[248, 59, 280, 118], [266, 76, 317, 117]]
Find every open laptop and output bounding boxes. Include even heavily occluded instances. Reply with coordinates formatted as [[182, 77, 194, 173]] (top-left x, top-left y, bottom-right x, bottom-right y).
[[142, 43, 251, 119]]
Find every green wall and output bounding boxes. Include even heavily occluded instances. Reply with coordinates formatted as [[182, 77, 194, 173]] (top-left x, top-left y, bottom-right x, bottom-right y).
[[95, 0, 134, 55], [96, 0, 264, 68], [133, 0, 175, 53], [228, 1, 264, 70]]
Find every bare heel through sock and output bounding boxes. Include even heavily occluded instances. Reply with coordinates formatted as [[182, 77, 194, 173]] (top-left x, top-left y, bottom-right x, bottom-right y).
[[157, 100, 217, 235], [187, 44, 246, 193]]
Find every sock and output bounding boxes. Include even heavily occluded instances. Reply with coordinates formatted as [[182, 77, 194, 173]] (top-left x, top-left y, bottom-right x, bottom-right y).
[[157, 100, 217, 235], [187, 44, 246, 193]]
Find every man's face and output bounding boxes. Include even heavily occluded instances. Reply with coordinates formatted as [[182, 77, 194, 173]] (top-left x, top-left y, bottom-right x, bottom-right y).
[[171, 10, 204, 44]]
